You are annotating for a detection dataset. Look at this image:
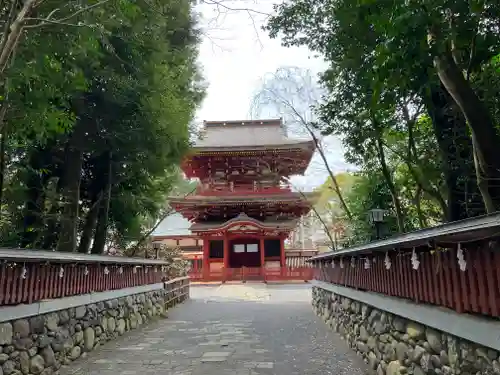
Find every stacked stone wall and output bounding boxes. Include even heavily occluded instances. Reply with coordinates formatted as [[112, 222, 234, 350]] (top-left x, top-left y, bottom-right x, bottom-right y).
[[0, 286, 188, 375], [313, 286, 500, 375]]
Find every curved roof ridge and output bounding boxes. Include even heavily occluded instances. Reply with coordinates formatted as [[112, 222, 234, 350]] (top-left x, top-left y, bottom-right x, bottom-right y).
[[189, 214, 298, 232]]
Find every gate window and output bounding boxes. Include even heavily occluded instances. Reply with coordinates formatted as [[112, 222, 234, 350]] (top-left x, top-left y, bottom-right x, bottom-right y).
[[264, 239, 281, 257], [209, 240, 223, 258], [232, 243, 259, 253], [233, 244, 245, 253], [246, 244, 258, 252]]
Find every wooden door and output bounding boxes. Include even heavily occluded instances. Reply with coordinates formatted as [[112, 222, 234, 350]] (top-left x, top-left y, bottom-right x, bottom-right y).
[[229, 240, 261, 268]]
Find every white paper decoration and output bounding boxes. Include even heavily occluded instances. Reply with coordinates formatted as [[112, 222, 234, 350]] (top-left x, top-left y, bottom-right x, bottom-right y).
[[384, 253, 392, 270], [411, 248, 420, 270], [364, 257, 371, 269], [457, 243, 467, 271]]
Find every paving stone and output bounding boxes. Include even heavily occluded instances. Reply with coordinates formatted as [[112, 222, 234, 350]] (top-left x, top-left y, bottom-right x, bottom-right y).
[[253, 349, 269, 354], [200, 357, 229, 363], [201, 352, 231, 357], [58, 284, 367, 375], [256, 362, 274, 369], [148, 360, 164, 365], [117, 346, 145, 351]]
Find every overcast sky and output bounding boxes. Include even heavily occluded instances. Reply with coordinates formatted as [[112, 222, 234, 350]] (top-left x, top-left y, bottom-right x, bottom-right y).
[[193, 0, 351, 190]]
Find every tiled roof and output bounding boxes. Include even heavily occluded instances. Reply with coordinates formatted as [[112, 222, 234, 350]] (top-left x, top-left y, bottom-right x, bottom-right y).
[[194, 119, 314, 150], [169, 191, 319, 205]]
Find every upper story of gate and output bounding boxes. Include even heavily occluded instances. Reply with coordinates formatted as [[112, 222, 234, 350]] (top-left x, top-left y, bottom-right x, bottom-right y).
[[180, 119, 315, 194]]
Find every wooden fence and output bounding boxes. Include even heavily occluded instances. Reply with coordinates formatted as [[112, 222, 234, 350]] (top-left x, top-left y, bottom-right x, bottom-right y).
[[314, 245, 500, 318], [189, 266, 313, 282], [0, 249, 172, 307]]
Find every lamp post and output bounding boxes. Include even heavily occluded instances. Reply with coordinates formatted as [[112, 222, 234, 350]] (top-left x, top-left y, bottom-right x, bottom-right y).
[[368, 208, 385, 240]]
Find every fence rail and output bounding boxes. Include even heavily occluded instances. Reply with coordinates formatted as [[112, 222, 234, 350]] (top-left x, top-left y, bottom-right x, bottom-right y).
[[314, 245, 500, 318], [0, 249, 172, 307], [189, 266, 313, 282], [164, 276, 190, 306]]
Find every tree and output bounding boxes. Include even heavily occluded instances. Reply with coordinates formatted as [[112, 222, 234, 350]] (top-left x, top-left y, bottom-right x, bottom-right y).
[[313, 172, 357, 248], [265, 0, 500, 218], [0, 0, 112, 142], [0, 0, 205, 253], [251, 67, 352, 220]]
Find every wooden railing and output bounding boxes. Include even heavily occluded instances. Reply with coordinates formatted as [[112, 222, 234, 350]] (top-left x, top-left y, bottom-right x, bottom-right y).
[[0, 248, 173, 307], [188, 266, 313, 282], [163, 276, 190, 307], [311, 213, 500, 318], [196, 182, 292, 196]]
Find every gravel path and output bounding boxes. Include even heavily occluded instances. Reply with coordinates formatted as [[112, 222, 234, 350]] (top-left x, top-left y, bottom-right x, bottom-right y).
[[61, 283, 367, 375]]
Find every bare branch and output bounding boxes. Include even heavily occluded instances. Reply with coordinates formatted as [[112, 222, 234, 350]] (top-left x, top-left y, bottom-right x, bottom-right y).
[[200, 0, 271, 17], [128, 186, 198, 256], [24, 0, 111, 28], [285, 177, 336, 250], [251, 67, 353, 219]]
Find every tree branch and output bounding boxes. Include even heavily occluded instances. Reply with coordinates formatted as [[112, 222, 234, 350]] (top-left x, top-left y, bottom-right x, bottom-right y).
[[128, 186, 197, 257], [24, 0, 111, 28]]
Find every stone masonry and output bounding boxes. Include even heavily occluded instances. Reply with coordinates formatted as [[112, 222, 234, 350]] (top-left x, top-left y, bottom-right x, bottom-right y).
[[0, 287, 188, 375], [313, 286, 500, 375]]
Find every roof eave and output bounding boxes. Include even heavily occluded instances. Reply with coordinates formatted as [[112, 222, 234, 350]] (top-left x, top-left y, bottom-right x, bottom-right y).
[[308, 212, 500, 262], [190, 221, 298, 233], [168, 192, 319, 204], [191, 140, 315, 154]]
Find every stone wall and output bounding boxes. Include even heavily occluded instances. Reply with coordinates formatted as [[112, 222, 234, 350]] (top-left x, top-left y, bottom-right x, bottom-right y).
[[312, 286, 500, 375], [0, 286, 188, 375]]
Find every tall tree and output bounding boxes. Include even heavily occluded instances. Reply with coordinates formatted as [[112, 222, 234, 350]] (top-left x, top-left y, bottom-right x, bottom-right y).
[[0, 0, 205, 252], [265, 0, 500, 218]]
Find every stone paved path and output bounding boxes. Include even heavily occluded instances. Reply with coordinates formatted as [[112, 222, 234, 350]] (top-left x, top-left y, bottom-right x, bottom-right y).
[[61, 284, 367, 375]]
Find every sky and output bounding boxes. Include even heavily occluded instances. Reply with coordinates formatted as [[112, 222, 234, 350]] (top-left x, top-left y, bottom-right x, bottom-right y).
[[155, 1, 351, 236], [193, 0, 351, 189]]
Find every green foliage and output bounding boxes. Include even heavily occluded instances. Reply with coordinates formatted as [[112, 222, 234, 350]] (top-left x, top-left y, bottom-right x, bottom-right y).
[[264, 0, 500, 244], [125, 243, 190, 278], [0, 0, 204, 253]]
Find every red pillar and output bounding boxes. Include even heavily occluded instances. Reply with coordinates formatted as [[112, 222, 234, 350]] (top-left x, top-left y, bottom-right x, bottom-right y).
[[260, 237, 265, 267], [202, 238, 209, 278], [260, 236, 265, 279], [280, 235, 286, 267], [223, 235, 229, 268]]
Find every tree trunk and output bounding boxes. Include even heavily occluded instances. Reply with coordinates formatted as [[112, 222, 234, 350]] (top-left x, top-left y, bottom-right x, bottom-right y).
[[19, 172, 43, 248], [77, 194, 101, 254], [40, 172, 64, 250], [472, 133, 495, 213], [402, 124, 448, 220], [56, 145, 83, 252], [0, 124, 6, 210], [414, 186, 427, 228], [0, 0, 37, 76], [91, 152, 112, 254], [373, 120, 406, 232], [0, 83, 9, 217], [423, 84, 484, 221], [306, 124, 352, 219], [41, 204, 59, 250], [432, 44, 500, 212], [19, 148, 51, 248]]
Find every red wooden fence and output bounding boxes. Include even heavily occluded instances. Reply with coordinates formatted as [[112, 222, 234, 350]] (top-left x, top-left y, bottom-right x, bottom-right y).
[[0, 261, 167, 307], [189, 266, 313, 282], [314, 246, 500, 318]]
